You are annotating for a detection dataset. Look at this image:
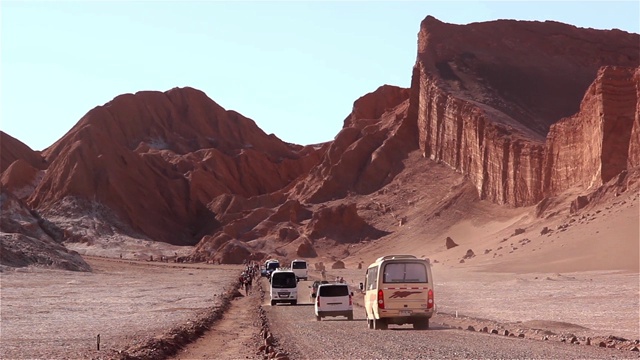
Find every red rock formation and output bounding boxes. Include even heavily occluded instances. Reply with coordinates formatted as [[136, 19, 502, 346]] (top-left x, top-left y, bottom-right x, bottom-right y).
[[215, 240, 251, 264], [628, 68, 640, 169], [0, 190, 90, 271], [291, 85, 416, 203], [345, 85, 410, 127], [411, 16, 640, 205], [544, 66, 640, 194], [26, 87, 323, 245], [296, 237, 317, 258], [305, 203, 389, 243], [1, 159, 42, 200], [0, 132, 46, 173]]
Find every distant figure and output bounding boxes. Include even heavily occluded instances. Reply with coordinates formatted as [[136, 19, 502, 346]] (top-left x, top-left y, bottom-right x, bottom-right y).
[[245, 275, 252, 294], [321, 269, 326, 280], [339, 277, 345, 283]]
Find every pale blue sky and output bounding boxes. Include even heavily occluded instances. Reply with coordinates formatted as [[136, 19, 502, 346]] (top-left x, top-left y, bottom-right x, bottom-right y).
[[2, 1, 638, 151]]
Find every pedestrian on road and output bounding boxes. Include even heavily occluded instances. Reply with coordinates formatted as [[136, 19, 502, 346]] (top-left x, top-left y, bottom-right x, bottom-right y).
[[245, 275, 252, 295]]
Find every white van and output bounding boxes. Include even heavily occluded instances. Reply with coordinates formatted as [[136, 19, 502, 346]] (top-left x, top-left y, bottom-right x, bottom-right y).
[[314, 283, 353, 321], [364, 255, 434, 330], [290, 259, 308, 281], [270, 268, 298, 306]]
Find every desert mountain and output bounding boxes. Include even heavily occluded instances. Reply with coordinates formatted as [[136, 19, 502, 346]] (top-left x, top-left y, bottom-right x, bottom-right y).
[[1, 17, 638, 269], [0, 132, 46, 173]]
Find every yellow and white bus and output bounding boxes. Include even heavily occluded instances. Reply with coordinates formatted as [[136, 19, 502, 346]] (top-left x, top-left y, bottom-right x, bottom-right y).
[[364, 255, 434, 330]]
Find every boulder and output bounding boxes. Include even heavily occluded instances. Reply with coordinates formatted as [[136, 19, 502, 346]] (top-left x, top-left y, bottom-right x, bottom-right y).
[[296, 238, 317, 258], [463, 249, 475, 259], [445, 236, 459, 249]]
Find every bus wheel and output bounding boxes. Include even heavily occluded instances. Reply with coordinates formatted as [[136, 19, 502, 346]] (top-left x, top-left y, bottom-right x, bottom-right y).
[[373, 318, 387, 330], [413, 318, 429, 330]]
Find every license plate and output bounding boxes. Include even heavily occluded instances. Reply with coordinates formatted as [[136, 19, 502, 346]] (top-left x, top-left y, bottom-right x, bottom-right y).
[[400, 310, 412, 315]]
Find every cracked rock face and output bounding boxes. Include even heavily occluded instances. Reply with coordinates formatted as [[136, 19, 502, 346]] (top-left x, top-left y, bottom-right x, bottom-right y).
[[411, 16, 639, 206]]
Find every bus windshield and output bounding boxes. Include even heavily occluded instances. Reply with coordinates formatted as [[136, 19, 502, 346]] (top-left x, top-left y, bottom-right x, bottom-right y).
[[271, 273, 297, 288]]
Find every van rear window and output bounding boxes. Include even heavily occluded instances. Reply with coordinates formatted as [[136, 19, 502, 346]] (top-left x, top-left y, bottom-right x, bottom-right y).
[[318, 285, 349, 297], [383, 262, 428, 283], [292, 262, 306, 269]]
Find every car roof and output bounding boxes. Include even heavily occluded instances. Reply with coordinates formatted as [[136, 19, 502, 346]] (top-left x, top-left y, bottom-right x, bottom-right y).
[[318, 283, 348, 287], [272, 268, 295, 273]]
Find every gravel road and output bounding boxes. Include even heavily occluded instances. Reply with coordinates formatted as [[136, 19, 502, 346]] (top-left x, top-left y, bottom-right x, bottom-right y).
[[263, 278, 637, 359]]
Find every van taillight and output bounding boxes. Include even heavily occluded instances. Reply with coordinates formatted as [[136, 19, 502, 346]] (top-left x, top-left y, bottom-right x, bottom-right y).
[[377, 289, 385, 309], [349, 294, 352, 306], [427, 289, 434, 309], [316, 295, 320, 307]]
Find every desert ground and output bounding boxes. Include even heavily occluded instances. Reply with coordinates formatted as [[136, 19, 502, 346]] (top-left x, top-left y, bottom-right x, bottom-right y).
[[1, 170, 638, 359]]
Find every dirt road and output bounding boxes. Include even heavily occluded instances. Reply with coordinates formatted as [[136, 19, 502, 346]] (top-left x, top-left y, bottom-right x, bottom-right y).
[[261, 278, 636, 359]]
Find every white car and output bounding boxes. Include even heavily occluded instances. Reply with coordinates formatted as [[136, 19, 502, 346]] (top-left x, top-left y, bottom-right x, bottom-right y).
[[314, 283, 353, 321]]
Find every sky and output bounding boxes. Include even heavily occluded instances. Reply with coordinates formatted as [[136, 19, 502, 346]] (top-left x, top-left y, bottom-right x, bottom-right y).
[[1, 1, 638, 151]]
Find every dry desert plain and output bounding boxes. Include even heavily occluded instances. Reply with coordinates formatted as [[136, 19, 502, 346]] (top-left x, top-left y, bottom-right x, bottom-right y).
[[1, 185, 639, 359]]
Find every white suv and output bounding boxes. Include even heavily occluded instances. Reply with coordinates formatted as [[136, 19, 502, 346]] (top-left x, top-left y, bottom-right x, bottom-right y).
[[314, 283, 353, 321]]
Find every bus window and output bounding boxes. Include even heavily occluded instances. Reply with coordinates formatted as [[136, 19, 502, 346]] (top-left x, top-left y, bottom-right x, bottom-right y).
[[383, 263, 427, 283]]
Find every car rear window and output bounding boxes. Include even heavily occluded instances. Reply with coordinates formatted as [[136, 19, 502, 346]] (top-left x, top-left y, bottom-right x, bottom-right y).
[[318, 285, 349, 297], [383, 262, 428, 283]]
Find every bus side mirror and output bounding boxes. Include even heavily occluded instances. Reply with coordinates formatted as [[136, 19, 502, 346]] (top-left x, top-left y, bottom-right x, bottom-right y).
[[359, 282, 364, 291]]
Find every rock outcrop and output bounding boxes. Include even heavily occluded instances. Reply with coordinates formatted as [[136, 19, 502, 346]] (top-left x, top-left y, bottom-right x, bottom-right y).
[[291, 85, 416, 203], [305, 203, 389, 243], [0, 132, 46, 173], [1, 159, 42, 200], [0, 190, 90, 271], [544, 66, 640, 194], [411, 16, 640, 206]]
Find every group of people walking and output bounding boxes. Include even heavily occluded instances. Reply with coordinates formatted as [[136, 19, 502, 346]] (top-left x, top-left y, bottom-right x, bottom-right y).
[[239, 262, 259, 295]]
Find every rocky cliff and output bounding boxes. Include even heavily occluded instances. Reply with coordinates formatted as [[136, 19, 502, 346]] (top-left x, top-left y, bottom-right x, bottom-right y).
[[290, 85, 415, 203], [627, 68, 640, 169], [411, 16, 640, 206], [544, 66, 640, 194]]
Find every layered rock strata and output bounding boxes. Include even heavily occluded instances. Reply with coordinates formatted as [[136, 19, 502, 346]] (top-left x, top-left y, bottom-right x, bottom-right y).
[[411, 17, 640, 206]]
